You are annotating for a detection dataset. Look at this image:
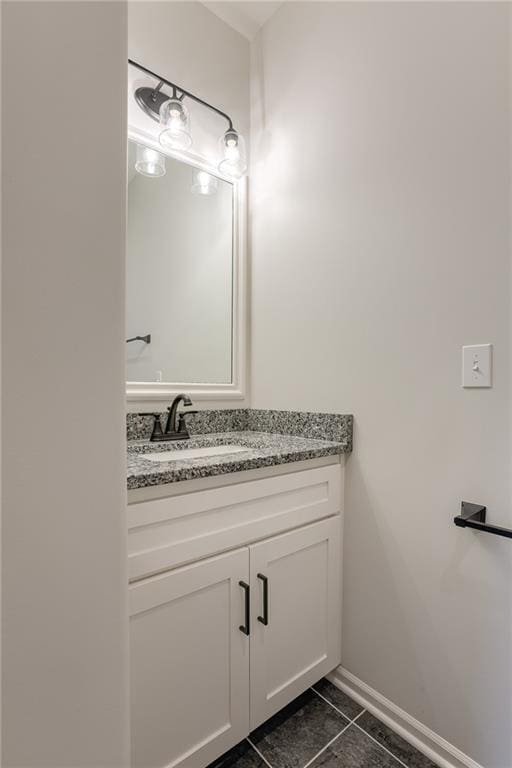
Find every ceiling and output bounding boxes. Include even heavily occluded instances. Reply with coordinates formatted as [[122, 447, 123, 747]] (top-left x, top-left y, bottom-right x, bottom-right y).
[[202, 1, 283, 40]]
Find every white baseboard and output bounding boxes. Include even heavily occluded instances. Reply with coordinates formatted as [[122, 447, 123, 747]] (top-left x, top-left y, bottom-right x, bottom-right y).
[[328, 666, 483, 768]]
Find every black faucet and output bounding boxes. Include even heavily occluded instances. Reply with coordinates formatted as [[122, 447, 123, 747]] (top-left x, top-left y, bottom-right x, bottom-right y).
[[150, 394, 198, 442]]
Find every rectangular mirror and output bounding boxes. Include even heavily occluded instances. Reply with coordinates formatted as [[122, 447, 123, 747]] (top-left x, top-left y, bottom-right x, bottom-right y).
[[126, 132, 245, 401]]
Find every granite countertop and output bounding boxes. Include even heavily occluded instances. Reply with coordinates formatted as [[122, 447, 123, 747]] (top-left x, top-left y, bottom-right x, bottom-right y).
[[126, 409, 353, 491], [127, 431, 345, 490]]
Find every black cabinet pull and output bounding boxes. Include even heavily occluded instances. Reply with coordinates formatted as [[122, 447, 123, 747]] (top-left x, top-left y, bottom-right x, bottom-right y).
[[239, 581, 250, 635], [257, 573, 269, 626]]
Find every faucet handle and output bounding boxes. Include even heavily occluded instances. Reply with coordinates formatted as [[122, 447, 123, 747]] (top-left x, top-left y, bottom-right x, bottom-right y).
[[177, 410, 198, 434], [149, 413, 164, 442]]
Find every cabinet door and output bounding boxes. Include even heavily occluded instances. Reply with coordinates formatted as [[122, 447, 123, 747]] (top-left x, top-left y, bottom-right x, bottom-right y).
[[130, 548, 250, 768], [249, 517, 341, 729]]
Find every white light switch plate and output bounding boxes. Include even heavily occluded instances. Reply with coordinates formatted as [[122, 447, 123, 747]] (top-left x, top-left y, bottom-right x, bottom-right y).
[[462, 344, 492, 388]]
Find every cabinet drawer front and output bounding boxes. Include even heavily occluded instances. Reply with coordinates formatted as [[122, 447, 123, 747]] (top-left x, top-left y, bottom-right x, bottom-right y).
[[249, 517, 342, 729], [130, 548, 249, 768], [128, 465, 341, 581]]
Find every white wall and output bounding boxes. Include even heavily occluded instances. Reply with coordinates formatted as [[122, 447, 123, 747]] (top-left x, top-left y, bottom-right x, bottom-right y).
[[2, 2, 129, 765], [126, 145, 233, 385], [128, 0, 250, 410], [251, 3, 512, 766]]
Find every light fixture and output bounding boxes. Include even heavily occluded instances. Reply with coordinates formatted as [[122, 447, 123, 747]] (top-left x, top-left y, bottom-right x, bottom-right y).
[[218, 129, 247, 179], [135, 144, 166, 177], [159, 96, 192, 151], [191, 169, 218, 196], [129, 59, 247, 178]]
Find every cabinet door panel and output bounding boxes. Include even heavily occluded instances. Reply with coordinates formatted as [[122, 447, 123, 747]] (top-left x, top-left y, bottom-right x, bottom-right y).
[[130, 548, 249, 768], [249, 517, 341, 729]]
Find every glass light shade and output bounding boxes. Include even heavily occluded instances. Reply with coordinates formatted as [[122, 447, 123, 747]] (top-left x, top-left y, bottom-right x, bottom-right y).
[[159, 97, 193, 151], [218, 129, 247, 179], [135, 144, 166, 177], [191, 169, 218, 196]]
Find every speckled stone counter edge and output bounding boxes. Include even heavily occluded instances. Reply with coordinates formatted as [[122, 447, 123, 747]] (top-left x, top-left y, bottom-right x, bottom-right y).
[[127, 409, 353, 451], [127, 432, 344, 489]]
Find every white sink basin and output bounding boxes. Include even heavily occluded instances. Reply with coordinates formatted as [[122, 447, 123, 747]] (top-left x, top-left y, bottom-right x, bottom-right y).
[[144, 444, 248, 462]]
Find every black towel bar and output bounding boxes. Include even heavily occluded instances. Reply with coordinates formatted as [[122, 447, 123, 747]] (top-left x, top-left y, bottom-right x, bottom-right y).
[[454, 502, 512, 540], [126, 334, 151, 344]]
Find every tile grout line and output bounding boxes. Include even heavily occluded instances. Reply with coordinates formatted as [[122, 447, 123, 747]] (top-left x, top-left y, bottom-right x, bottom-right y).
[[349, 709, 366, 726], [311, 685, 366, 724], [351, 722, 410, 768], [246, 738, 274, 768], [248, 687, 356, 768], [247, 688, 410, 768], [311, 685, 411, 768], [300, 723, 352, 768]]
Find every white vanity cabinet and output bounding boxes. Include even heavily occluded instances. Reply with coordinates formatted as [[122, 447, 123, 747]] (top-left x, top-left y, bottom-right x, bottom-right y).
[[128, 459, 344, 768], [130, 548, 250, 768], [249, 516, 341, 729]]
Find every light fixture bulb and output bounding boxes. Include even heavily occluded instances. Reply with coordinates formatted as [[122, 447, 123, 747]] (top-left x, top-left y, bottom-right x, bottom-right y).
[[135, 144, 166, 177], [218, 129, 246, 179], [159, 97, 192, 151], [191, 169, 218, 196], [225, 140, 240, 162]]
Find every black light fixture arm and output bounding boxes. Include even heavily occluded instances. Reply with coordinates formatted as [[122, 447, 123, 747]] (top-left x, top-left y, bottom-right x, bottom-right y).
[[128, 59, 234, 131], [454, 501, 512, 540]]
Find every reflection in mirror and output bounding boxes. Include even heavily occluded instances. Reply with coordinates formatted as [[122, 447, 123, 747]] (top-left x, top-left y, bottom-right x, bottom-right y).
[[126, 140, 234, 385]]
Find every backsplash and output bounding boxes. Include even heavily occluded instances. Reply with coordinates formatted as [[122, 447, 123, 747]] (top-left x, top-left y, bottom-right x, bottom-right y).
[[247, 410, 353, 446], [126, 409, 248, 442], [127, 409, 353, 450]]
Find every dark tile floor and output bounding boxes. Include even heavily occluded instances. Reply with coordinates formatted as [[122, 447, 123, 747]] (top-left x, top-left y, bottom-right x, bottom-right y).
[[209, 679, 439, 768]]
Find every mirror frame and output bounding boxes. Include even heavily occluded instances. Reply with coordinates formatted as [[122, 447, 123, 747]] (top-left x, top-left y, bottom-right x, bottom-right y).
[[126, 126, 246, 402]]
